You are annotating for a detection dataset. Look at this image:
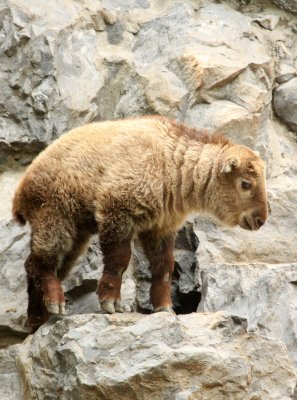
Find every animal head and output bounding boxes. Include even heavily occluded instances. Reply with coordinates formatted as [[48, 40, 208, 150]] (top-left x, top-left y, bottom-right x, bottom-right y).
[[208, 145, 268, 231]]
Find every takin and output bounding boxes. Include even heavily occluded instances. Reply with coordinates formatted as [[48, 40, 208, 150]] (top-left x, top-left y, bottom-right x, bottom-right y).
[[12, 116, 268, 332]]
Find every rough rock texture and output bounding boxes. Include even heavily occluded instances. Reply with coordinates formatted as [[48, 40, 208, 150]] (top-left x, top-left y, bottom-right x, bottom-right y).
[[0, 312, 296, 400], [1, 0, 297, 398], [274, 77, 297, 131], [272, 0, 297, 14], [198, 263, 297, 367]]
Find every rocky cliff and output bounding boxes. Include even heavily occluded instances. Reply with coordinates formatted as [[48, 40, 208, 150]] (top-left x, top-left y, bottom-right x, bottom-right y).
[[1, 0, 297, 398]]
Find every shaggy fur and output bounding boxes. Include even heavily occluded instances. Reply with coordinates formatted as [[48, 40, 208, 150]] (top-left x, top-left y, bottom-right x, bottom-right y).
[[12, 115, 268, 332]]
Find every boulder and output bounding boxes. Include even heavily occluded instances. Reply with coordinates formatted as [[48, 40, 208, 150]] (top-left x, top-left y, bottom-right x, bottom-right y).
[[273, 77, 297, 132], [198, 263, 297, 367], [272, 0, 297, 14], [0, 312, 295, 400]]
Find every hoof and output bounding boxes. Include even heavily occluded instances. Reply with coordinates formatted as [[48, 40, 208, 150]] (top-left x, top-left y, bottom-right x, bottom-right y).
[[155, 306, 176, 315], [100, 299, 124, 314], [100, 299, 115, 314], [115, 300, 124, 313], [45, 302, 67, 315]]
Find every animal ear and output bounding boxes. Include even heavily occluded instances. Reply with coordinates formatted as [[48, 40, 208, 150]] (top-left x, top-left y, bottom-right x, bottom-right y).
[[221, 156, 240, 173]]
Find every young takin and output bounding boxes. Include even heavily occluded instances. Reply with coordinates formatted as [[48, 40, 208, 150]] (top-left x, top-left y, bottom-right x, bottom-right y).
[[12, 116, 268, 332]]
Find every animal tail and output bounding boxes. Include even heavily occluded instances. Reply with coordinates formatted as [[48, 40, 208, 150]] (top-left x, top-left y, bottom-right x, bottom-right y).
[[12, 185, 27, 226]]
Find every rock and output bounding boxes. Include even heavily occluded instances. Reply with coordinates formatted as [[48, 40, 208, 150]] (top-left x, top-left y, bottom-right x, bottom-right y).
[[272, 0, 297, 14], [274, 42, 297, 84], [276, 62, 297, 84], [273, 77, 297, 132], [139, 65, 188, 117], [0, 345, 23, 399], [100, 9, 117, 25], [0, 312, 295, 399], [0, 0, 274, 156], [254, 14, 280, 30], [90, 11, 106, 32], [171, 223, 200, 314], [185, 100, 264, 149], [0, 170, 29, 346], [198, 263, 297, 368]]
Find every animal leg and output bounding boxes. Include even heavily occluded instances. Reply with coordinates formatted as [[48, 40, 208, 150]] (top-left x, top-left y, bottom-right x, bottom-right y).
[[97, 212, 133, 314], [140, 231, 175, 312], [26, 276, 49, 333], [25, 252, 66, 333], [25, 211, 75, 332]]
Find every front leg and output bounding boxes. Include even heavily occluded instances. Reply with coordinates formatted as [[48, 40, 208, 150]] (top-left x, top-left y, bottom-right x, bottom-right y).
[[97, 210, 133, 313], [139, 231, 175, 312]]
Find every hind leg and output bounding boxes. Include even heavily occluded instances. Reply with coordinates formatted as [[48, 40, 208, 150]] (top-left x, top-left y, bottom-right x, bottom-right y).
[[139, 231, 175, 312], [97, 211, 133, 313], [25, 251, 66, 333], [25, 211, 74, 332], [26, 232, 91, 333], [26, 275, 49, 333]]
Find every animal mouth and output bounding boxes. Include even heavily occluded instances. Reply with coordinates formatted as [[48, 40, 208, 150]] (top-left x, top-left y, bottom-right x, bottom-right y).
[[240, 216, 253, 231]]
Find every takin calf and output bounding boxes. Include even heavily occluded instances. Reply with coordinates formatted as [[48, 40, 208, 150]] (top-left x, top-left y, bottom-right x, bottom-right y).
[[12, 116, 268, 332]]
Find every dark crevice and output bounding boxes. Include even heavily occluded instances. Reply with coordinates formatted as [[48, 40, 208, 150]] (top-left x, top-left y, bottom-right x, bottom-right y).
[[172, 289, 201, 315], [134, 222, 201, 315]]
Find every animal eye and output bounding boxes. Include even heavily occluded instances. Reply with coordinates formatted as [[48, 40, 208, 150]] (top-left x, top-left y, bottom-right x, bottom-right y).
[[241, 181, 252, 190]]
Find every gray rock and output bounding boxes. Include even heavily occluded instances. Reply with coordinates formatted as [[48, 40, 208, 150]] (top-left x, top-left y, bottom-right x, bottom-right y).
[[254, 14, 280, 30], [272, 0, 297, 14], [0, 312, 295, 400], [274, 42, 297, 84], [198, 263, 297, 368], [0, 345, 23, 399], [274, 77, 297, 132], [90, 11, 105, 32], [0, 170, 30, 345], [0, 0, 274, 158]]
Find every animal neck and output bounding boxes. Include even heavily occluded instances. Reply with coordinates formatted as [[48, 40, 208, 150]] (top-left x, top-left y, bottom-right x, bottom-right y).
[[168, 138, 226, 215]]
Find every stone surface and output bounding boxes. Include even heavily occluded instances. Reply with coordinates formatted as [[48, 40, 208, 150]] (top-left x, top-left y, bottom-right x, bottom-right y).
[[254, 14, 280, 30], [1, 312, 296, 400], [272, 0, 297, 14], [0, 0, 276, 155], [0, 345, 23, 399], [198, 263, 297, 367], [0, 170, 29, 346], [274, 77, 297, 132]]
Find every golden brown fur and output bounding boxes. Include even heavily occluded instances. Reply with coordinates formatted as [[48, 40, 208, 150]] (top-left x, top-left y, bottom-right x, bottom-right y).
[[12, 115, 268, 331]]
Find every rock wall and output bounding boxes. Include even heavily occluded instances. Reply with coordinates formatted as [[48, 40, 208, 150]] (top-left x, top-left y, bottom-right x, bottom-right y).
[[1, 312, 296, 400], [1, 0, 297, 398]]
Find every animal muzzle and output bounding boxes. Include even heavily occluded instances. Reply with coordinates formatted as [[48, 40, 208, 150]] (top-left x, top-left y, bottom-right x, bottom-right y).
[[239, 205, 268, 231]]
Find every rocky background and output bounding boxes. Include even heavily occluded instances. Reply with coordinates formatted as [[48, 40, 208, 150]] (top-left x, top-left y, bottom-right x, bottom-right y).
[[1, 0, 297, 398]]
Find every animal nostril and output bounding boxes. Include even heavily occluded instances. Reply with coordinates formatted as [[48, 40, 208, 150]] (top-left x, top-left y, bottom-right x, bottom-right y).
[[257, 217, 265, 228]]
